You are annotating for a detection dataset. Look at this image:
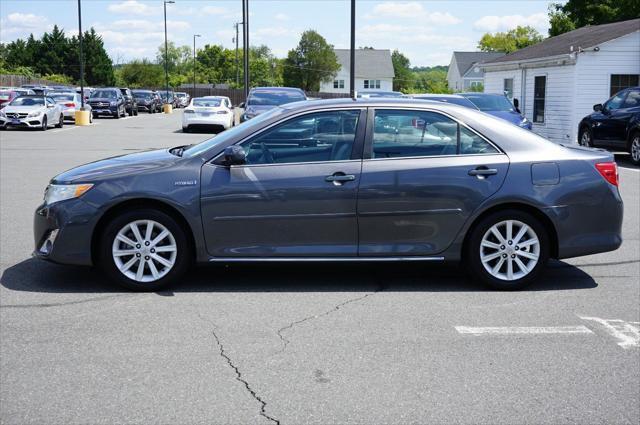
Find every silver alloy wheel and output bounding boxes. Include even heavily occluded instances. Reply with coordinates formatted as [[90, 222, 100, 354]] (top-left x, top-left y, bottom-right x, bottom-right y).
[[480, 219, 540, 281], [631, 135, 640, 163], [580, 130, 591, 147], [112, 219, 177, 283]]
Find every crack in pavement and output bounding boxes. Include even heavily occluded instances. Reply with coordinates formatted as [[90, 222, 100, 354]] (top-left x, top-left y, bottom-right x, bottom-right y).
[[0, 294, 132, 309], [275, 283, 385, 355], [197, 313, 280, 425]]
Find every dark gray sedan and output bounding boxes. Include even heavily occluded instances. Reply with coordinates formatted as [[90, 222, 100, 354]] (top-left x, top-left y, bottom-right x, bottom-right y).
[[33, 99, 623, 291]]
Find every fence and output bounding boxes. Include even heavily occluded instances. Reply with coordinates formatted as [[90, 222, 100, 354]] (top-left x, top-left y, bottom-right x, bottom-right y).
[[0, 74, 63, 88]]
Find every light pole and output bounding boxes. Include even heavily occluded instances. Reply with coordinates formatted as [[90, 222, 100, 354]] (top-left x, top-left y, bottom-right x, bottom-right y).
[[193, 34, 200, 95], [234, 21, 243, 87], [242, 0, 249, 100], [163, 0, 174, 111], [350, 0, 356, 99]]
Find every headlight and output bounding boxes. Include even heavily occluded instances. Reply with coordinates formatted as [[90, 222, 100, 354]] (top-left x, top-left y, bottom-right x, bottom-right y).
[[44, 184, 94, 205], [28, 110, 42, 117]]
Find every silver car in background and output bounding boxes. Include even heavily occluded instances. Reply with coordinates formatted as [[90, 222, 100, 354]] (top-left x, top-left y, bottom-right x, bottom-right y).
[[175, 92, 190, 108], [50, 92, 93, 123]]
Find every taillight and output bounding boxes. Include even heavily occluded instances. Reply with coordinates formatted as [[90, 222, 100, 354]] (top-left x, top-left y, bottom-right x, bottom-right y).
[[595, 162, 619, 186], [65, 103, 76, 107]]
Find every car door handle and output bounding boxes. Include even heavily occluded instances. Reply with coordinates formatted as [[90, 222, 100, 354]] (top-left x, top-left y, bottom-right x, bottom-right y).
[[468, 167, 498, 177], [325, 173, 356, 184]]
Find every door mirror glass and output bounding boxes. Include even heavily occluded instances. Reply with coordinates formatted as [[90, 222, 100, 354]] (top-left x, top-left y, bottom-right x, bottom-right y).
[[593, 103, 603, 112], [238, 102, 245, 109], [223, 145, 246, 165]]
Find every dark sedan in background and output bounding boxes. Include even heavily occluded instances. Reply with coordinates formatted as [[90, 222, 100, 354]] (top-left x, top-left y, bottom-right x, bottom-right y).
[[132, 90, 162, 113], [33, 99, 622, 292], [240, 87, 307, 122], [578, 86, 640, 165], [88, 88, 127, 119], [460, 93, 532, 130]]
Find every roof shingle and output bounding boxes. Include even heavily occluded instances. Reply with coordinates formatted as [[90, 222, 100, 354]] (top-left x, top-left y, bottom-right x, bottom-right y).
[[333, 49, 395, 79]]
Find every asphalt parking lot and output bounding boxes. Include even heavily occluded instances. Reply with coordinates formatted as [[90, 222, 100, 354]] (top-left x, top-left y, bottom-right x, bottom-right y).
[[1, 112, 639, 424]]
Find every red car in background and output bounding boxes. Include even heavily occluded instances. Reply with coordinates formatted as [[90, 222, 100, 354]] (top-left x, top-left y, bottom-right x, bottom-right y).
[[0, 91, 20, 109]]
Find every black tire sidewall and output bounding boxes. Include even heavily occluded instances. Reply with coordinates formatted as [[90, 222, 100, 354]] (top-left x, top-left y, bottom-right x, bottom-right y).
[[579, 127, 592, 147], [629, 132, 640, 165], [41, 116, 47, 131], [466, 209, 550, 290], [98, 209, 191, 291]]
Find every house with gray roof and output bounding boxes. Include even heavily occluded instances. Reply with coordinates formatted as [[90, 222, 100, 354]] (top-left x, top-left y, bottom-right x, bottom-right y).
[[480, 18, 640, 144], [319, 49, 394, 94], [446, 51, 505, 91]]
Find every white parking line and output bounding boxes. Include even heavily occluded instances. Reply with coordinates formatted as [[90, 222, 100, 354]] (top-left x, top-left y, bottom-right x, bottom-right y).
[[579, 316, 640, 349], [455, 326, 594, 335], [50, 126, 80, 133]]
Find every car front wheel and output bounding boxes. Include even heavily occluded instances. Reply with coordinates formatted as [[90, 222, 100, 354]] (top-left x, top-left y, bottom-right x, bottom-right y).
[[40, 116, 47, 131], [56, 114, 64, 128], [466, 210, 549, 290], [579, 127, 593, 147], [629, 132, 640, 165], [99, 209, 191, 291]]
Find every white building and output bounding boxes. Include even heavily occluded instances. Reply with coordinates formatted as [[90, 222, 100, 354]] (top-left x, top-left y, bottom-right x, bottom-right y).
[[319, 49, 394, 94], [480, 18, 640, 144], [446, 52, 505, 91]]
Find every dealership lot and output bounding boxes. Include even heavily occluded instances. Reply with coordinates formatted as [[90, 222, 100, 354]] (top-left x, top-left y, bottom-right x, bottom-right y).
[[1, 113, 638, 424]]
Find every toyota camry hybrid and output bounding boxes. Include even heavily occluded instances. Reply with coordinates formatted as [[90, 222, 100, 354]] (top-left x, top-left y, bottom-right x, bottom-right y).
[[33, 98, 623, 291]]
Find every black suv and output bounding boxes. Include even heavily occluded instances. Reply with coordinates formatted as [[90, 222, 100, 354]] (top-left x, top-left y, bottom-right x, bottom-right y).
[[119, 88, 138, 116], [132, 89, 161, 114], [89, 88, 126, 119], [579, 87, 640, 165]]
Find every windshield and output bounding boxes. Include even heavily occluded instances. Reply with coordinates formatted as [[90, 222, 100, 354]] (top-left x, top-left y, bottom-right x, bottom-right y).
[[91, 90, 117, 99], [464, 94, 514, 112], [10, 97, 44, 106], [193, 99, 221, 107], [133, 92, 152, 99], [51, 94, 75, 102], [176, 93, 186, 98], [184, 107, 284, 158], [247, 90, 305, 106]]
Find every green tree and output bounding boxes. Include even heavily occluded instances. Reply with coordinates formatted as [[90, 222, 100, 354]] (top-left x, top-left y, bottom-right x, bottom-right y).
[[39, 25, 69, 75], [391, 49, 413, 92], [118, 59, 164, 88], [78, 28, 115, 85], [478, 26, 544, 53], [282, 30, 340, 91], [549, 0, 640, 35]]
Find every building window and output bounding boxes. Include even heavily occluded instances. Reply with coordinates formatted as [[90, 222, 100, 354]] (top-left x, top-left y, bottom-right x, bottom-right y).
[[610, 74, 639, 96], [533, 75, 546, 124], [333, 79, 345, 89], [503, 78, 514, 99], [364, 79, 381, 89]]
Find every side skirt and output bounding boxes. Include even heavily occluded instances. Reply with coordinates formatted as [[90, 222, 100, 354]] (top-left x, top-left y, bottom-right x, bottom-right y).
[[208, 256, 445, 262]]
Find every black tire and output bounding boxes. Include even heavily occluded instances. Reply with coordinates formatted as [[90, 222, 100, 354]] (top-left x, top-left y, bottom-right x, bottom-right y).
[[98, 208, 192, 291], [149, 108, 153, 114], [113, 110, 120, 119], [628, 131, 640, 166], [40, 116, 47, 131], [92, 113, 98, 120], [465, 209, 549, 290], [56, 114, 64, 128], [183, 126, 190, 133], [579, 127, 593, 147], [133, 107, 138, 116]]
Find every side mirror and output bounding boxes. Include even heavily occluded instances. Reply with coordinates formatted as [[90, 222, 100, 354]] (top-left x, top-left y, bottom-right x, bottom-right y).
[[223, 145, 246, 166], [593, 103, 603, 112], [238, 102, 245, 109]]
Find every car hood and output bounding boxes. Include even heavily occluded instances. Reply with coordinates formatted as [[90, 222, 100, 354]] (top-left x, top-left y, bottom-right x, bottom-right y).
[[484, 110, 524, 124], [245, 104, 276, 116], [52, 148, 178, 184], [2, 105, 46, 113]]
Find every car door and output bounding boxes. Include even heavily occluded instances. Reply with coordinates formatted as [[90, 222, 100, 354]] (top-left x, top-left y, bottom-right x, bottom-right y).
[[592, 90, 629, 145], [200, 108, 366, 257], [45, 97, 57, 122], [357, 108, 509, 257]]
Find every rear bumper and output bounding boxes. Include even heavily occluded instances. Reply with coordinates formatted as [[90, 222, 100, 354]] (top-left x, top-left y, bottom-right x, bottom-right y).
[[183, 115, 230, 128], [33, 199, 98, 266]]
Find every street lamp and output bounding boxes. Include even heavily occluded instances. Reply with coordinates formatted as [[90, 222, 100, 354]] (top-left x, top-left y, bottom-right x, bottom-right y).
[[193, 34, 201, 95], [163, 0, 175, 112]]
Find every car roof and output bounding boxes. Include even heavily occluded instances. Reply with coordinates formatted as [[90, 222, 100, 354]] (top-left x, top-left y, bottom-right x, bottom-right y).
[[250, 87, 305, 93], [459, 92, 506, 97], [412, 93, 466, 98]]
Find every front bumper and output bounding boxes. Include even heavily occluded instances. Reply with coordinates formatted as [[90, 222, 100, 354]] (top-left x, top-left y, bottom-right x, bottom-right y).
[[33, 198, 98, 266], [1, 115, 44, 128], [90, 106, 118, 115]]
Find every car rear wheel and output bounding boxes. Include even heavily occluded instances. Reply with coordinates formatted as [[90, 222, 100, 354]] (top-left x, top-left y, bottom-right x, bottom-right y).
[[133, 107, 138, 116], [629, 132, 640, 165], [183, 126, 190, 133], [579, 127, 593, 147], [99, 209, 191, 291], [40, 116, 47, 131], [466, 210, 549, 290], [56, 114, 64, 128]]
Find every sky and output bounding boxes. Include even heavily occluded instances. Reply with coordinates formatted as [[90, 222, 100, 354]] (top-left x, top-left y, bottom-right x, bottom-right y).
[[0, 0, 558, 67]]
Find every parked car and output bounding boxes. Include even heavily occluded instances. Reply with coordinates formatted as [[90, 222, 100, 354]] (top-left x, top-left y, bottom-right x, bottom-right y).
[[240, 87, 307, 122], [411, 93, 479, 109], [357, 90, 406, 98], [182, 96, 234, 133], [159, 91, 177, 108], [152, 91, 163, 110], [119, 88, 139, 116], [459, 93, 532, 130], [33, 98, 623, 291], [88, 88, 127, 119], [0, 90, 21, 109], [132, 90, 161, 113], [50, 92, 93, 123], [0, 95, 64, 130], [175, 92, 190, 108], [578, 87, 640, 165]]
